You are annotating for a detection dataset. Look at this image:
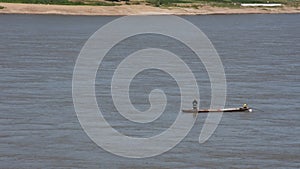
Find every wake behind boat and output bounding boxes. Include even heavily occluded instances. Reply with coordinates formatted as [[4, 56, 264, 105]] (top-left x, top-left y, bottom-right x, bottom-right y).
[[182, 100, 252, 113]]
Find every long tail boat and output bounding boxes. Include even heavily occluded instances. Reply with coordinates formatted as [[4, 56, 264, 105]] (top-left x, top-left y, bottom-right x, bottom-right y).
[[182, 107, 252, 113], [182, 100, 252, 113]]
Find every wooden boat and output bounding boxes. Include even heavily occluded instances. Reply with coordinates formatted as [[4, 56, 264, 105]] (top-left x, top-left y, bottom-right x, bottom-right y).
[[183, 101, 252, 113], [182, 107, 252, 113]]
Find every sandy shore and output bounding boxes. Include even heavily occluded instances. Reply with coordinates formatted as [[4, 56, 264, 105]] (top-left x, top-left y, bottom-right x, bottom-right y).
[[0, 2, 300, 15]]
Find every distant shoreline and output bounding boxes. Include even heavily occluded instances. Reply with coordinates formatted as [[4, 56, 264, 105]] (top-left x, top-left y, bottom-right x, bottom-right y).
[[0, 3, 300, 16]]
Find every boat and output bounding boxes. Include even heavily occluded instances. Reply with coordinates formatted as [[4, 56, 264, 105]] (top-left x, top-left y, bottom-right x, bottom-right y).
[[182, 107, 252, 113], [182, 100, 252, 113]]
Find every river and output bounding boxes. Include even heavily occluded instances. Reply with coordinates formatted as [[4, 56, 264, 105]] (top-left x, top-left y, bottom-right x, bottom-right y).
[[0, 14, 299, 168]]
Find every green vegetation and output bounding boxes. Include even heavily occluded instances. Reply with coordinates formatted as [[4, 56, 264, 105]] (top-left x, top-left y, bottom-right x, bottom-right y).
[[0, 0, 119, 6], [146, 0, 192, 7], [0, 5, 4, 9]]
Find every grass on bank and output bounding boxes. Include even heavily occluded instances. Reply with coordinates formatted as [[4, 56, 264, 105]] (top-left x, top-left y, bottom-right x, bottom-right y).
[[0, 0, 120, 6]]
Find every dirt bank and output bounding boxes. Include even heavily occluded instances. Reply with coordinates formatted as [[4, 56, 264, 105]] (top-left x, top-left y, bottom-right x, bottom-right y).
[[0, 2, 299, 15]]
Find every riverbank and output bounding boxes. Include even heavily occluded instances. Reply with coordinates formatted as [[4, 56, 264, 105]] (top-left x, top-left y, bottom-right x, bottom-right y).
[[0, 2, 299, 15]]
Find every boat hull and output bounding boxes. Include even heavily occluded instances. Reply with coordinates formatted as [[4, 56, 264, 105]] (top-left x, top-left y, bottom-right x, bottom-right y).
[[182, 107, 252, 113]]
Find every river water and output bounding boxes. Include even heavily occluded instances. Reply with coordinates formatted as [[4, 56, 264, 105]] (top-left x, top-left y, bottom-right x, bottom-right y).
[[0, 14, 299, 168]]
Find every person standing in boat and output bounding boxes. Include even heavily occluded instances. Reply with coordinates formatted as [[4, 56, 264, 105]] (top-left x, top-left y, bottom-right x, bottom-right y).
[[243, 104, 248, 109], [193, 99, 198, 110]]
